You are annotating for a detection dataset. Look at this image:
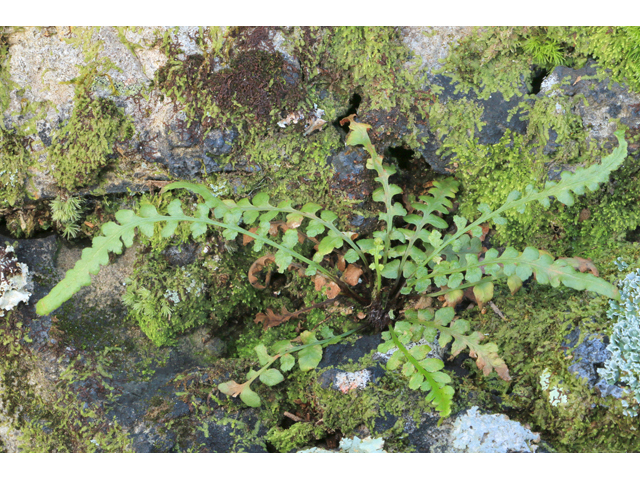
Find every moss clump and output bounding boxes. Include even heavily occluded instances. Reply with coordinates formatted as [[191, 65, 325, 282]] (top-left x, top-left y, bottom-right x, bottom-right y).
[[156, 43, 305, 130], [427, 97, 486, 159], [0, 128, 30, 208], [452, 242, 640, 452], [441, 27, 640, 97], [439, 27, 588, 100], [454, 123, 636, 257], [0, 29, 35, 210], [122, 251, 219, 347], [586, 27, 640, 93], [48, 91, 134, 192], [122, 240, 280, 348], [433, 28, 638, 254], [0, 27, 14, 115], [316, 27, 416, 111], [0, 313, 131, 452], [265, 422, 325, 452]]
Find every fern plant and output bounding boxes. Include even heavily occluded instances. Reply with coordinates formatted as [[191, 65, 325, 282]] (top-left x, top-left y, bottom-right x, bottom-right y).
[[36, 117, 627, 416]]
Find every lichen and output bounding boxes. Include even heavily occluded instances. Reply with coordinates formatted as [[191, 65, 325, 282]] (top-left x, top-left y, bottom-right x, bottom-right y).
[[0, 245, 31, 316], [451, 406, 540, 453], [298, 435, 385, 453], [539, 368, 569, 407], [598, 267, 640, 416]]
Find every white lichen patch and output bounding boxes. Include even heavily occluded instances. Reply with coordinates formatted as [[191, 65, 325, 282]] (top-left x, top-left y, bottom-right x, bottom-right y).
[[298, 436, 385, 453], [334, 370, 372, 393], [373, 337, 443, 362], [451, 406, 540, 453], [540, 72, 562, 96], [0, 245, 32, 316], [539, 368, 569, 406], [598, 268, 640, 416]]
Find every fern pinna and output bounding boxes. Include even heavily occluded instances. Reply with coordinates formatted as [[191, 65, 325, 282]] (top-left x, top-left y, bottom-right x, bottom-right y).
[[36, 116, 627, 416]]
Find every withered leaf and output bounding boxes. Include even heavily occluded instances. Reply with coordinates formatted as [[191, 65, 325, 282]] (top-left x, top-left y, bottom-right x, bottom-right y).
[[325, 282, 341, 299], [243, 226, 259, 245], [414, 296, 433, 310], [269, 222, 282, 236], [469, 343, 511, 382], [313, 275, 341, 299], [248, 254, 307, 289], [254, 306, 304, 330], [578, 208, 591, 222], [444, 289, 464, 308], [339, 114, 357, 126], [303, 118, 326, 136], [453, 331, 511, 382], [337, 254, 346, 273], [248, 254, 276, 289], [559, 256, 599, 276], [217, 380, 245, 397], [342, 264, 363, 286]]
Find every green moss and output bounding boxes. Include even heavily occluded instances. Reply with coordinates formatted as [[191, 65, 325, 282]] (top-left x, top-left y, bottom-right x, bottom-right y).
[[0, 27, 12, 115], [123, 251, 220, 347], [316, 27, 416, 111], [0, 28, 43, 211], [265, 422, 324, 452], [439, 27, 589, 100], [0, 127, 31, 208], [431, 35, 632, 254], [48, 91, 134, 192], [441, 26, 640, 98], [427, 97, 486, 159], [0, 313, 131, 452], [585, 27, 640, 93], [437, 27, 534, 101], [453, 242, 640, 452]]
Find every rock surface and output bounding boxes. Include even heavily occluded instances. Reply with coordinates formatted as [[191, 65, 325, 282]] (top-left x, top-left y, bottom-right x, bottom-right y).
[[2, 25, 639, 453]]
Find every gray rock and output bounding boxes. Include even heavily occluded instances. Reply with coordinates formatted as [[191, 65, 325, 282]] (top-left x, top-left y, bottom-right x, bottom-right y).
[[476, 89, 529, 145], [145, 121, 241, 179], [563, 327, 624, 398], [401, 27, 475, 79], [317, 334, 382, 369], [406, 406, 544, 453], [412, 73, 529, 174], [540, 62, 640, 145], [0, 234, 57, 350], [326, 147, 367, 182], [131, 424, 177, 453], [195, 410, 267, 453], [203, 128, 237, 156], [163, 243, 200, 267]]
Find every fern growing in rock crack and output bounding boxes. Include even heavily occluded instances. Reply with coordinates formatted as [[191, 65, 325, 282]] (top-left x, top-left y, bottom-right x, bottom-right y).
[[36, 116, 627, 416]]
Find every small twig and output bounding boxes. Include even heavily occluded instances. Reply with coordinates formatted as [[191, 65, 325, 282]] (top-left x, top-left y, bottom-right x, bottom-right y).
[[283, 411, 304, 422], [489, 301, 508, 321]]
